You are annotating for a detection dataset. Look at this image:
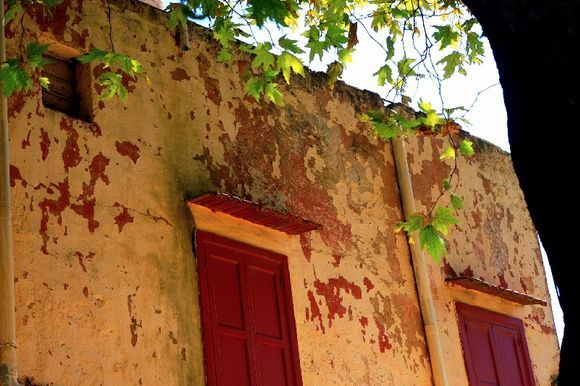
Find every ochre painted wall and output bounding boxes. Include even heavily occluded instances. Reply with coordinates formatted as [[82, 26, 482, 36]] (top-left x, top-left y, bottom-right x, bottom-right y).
[[4, 0, 558, 384], [406, 135, 560, 384]]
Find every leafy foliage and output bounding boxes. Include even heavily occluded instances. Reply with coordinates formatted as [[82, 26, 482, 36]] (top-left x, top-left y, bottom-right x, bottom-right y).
[[26, 42, 52, 69], [0, 60, 30, 96], [419, 225, 446, 263], [459, 139, 475, 157], [78, 48, 143, 101]]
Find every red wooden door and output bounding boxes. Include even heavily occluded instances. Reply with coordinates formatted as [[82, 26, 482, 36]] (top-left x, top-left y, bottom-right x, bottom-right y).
[[456, 303, 535, 386], [196, 231, 303, 386]]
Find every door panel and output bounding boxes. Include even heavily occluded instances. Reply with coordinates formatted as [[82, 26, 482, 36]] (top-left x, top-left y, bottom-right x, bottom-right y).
[[463, 319, 499, 385], [208, 255, 246, 330], [217, 332, 252, 386], [456, 303, 535, 386], [196, 231, 303, 386]]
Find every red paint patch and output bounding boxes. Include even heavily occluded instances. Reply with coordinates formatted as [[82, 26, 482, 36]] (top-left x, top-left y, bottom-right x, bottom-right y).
[[359, 316, 368, 328], [196, 54, 222, 106], [307, 290, 325, 333], [299, 233, 312, 262], [40, 128, 51, 160], [313, 276, 362, 327], [374, 317, 392, 352], [80, 153, 110, 200], [76, 252, 87, 273], [130, 318, 140, 347], [88, 122, 102, 138], [9, 165, 27, 187], [442, 258, 457, 278], [332, 254, 342, 267], [26, 0, 75, 40], [22, 130, 31, 149], [520, 277, 528, 293], [497, 272, 508, 289], [115, 141, 141, 164], [461, 265, 474, 278], [82, 286, 89, 297], [71, 198, 100, 233], [8, 90, 29, 119], [114, 202, 135, 233], [60, 118, 82, 172], [170, 67, 191, 81], [38, 179, 71, 254], [363, 277, 375, 292]]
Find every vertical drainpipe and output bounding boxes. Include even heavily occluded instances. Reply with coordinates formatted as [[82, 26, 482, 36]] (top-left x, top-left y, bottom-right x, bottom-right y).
[[391, 136, 449, 386], [0, 0, 20, 384]]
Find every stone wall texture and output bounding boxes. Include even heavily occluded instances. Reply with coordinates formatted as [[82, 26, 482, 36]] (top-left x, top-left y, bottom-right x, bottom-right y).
[[4, 0, 559, 384]]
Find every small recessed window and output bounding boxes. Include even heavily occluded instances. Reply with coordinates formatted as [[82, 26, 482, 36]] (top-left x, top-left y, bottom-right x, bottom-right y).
[[42, 55, 92, 121]]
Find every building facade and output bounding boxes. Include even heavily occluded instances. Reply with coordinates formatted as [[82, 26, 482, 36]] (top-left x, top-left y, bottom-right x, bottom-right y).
[[4, 0, 559, 384]]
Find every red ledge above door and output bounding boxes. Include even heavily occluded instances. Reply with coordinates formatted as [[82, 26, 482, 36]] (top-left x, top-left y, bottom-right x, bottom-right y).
[[187, 192, 320, 235], [446, 276, 547, 306]]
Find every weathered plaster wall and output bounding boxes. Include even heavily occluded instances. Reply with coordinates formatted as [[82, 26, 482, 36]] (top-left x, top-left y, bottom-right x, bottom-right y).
[[4, 0, 558, 385], [6, 0, 430, 384], [406, 134, 560, 384]]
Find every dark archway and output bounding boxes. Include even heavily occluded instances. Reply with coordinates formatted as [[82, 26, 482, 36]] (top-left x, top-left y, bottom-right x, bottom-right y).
[[461, 1, 579, 383]]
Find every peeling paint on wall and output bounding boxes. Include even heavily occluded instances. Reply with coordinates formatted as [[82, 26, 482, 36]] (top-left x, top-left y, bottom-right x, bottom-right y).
[[5, 0, 558, 385]]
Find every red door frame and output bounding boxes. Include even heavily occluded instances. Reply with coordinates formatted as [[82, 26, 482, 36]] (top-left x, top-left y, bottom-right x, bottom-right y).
[[195, 231, 303, 386], [456, 302, 535, 386]]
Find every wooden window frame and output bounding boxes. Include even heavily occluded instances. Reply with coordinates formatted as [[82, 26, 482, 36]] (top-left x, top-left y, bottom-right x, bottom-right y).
[[456, 302, 535, 386], [41, 54, 93, 121], [195, 231, 303, 386]]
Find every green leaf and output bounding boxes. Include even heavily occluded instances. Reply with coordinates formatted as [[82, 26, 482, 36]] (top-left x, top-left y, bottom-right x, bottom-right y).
[[338, 48, 354, 65], [397, 57, 417, 78], [396, 214, 424, 234], [442, 180, 451, 190], [466, 31, 485, 63], [247, 0, 289, 27], [39, 76, 50, 89], [459, 139, 475, 157], [251, 43, 275, 70], [432, 206, 459, 236], [461, 18, 478, 32], [419, 225, 446, 263], [385, 36, 395, 61], [418, 99, 434, 113], [77, 48, 108, 63], [217, 48, 233, 62], [371, 9, 388, 31], [451, 194, 463, 210], [0, 60, 31, 96], [96, 72, 127, 101], [440, 146, 456, 160], [325, 24, 349, 46], [423, 112, 441, 127], [278, 36, 304, 54], [167, 3, 188, 30], [326, 61, 343, 90], [245, 76, 265, 102], [26, 42, 52, 69], [4, 2, 24, 25], [433, 25, 461, 49], [277, 52, 304, 84], [437, 51, 465, 79], [373, 121, 396, 139], [264, 82, 284, 105], [305, 39, 328, 62], [374, 64, 393, 87]]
